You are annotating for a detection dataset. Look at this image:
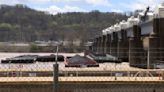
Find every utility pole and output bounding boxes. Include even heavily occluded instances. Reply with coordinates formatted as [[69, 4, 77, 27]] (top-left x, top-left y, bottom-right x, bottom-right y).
[[53, 45, 59, 92]]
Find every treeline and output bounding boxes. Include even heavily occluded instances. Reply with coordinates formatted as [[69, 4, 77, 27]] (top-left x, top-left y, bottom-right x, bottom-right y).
[[0, 4, 128, 42]]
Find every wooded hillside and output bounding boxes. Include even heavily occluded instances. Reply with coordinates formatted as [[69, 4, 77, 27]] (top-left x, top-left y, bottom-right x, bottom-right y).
[[0, 4, 128, 42]]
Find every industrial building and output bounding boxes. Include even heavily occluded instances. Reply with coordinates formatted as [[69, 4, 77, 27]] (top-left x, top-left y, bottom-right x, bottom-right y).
[[90, 3, 164, 69]]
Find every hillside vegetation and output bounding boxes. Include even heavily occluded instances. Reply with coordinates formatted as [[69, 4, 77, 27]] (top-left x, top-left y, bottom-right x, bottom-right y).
[[0, 4, 128, 42]]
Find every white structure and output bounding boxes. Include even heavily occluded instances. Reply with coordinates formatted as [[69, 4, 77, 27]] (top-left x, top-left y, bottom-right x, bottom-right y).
[[110, 26, 115, 41], [127, 16, 140, 28], [120, 20, 128, 30], [114, 23, 121, 32], [126, 16, 140, 38], [154, 2, 164, 18], [106, 27, 112, 34], [102, 29, 108, 35], [110, 26, 115, 33], [114, 23, 121, 40], [138, 12, 154, 22], [140, 21, 154, 35], [106, 26, 115, 34]]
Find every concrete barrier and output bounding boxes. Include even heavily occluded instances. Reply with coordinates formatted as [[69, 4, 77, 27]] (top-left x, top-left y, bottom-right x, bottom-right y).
[[0, 82, 164, 92]]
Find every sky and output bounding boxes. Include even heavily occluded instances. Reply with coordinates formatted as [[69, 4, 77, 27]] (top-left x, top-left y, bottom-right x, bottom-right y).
[[0, 0, 163, 15]]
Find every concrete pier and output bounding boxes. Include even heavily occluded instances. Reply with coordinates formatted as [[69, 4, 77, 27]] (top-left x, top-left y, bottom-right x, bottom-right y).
[[129, 25, 144, 67], [111, 32, 118, 57], [118, 29, 129, 62], [106, 34, 111, 54], [91, 18, 164, 69]]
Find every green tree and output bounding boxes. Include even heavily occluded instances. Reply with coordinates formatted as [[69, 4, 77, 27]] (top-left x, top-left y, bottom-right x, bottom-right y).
[[0, 23, 13, 31], [29, 43, 42, 52]]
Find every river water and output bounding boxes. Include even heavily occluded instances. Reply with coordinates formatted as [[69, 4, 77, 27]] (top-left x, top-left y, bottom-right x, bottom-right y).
[[0, 52, 152, 71], [0, 52, 84, 71]]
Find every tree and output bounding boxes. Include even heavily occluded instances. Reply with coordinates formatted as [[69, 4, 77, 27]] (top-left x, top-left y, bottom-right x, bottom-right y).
[[0, 23, 13, 31], [29, 43, 42, 52]]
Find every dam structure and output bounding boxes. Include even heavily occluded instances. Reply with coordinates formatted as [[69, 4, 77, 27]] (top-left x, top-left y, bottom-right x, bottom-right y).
[[0, 3, 164, 92], [91, 3, 164, 69]]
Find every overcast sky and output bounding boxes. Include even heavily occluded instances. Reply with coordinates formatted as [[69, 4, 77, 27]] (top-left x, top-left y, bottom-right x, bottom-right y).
[[0, 0, 163, 14]]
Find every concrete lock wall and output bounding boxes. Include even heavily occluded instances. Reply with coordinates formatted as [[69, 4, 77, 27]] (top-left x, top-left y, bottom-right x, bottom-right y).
[[1, 83, 164, 92], [60, 83, 164, 92], [0, 83, 53, 92]]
